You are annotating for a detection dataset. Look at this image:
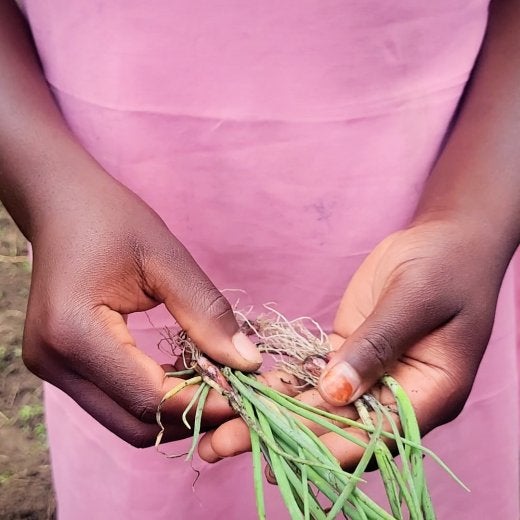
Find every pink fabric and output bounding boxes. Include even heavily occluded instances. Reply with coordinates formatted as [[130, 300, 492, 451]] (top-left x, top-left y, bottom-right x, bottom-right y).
[[22, 1, 519, 518]]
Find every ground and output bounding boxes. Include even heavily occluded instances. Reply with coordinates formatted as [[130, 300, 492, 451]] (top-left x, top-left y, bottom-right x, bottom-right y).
[[0, 204, 56, 519]]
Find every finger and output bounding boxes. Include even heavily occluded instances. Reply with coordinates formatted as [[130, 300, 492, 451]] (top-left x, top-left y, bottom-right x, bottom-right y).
[[199, 416, 250, 461], [26, 306, 236, 430], [202, 383, 357, 462], [204, 400, 357, 462], [57, 374, 184, 447], [328, 333, 345, 351], [319, 338, 471, 472], [24, 346, 190, 446], [319, 278, 461, 405], [318, 429, 370, 471], [197, 431, 222, 463], [147, 240, 262, 371], [198, 370, 302, 462]]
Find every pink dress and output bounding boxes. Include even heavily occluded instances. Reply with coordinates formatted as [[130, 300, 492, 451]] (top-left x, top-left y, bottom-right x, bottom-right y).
[[22, 1, 519, 518]]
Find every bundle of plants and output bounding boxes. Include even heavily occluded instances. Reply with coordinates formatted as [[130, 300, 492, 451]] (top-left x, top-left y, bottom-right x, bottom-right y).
[[155, 306, 465, 520]]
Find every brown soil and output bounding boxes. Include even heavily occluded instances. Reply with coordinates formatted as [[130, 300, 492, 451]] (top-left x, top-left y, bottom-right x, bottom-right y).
[[0, 205, 56, 519]]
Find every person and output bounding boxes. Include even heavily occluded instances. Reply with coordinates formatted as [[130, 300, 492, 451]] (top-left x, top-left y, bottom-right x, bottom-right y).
[[0, 0, 518, 518]]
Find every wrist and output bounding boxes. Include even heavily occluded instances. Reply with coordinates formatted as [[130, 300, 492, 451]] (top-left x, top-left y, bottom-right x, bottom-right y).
[[410, 209, 517, 271], [0, 137, 116, 242]]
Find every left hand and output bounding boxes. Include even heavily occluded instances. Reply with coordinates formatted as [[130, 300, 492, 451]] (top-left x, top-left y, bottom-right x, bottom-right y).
[[198, 217, 509, 467]]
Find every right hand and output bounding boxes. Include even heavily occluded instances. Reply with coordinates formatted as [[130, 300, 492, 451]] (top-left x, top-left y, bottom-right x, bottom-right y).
[[22, 176, 262, 447], [0, 0, 262, 449]]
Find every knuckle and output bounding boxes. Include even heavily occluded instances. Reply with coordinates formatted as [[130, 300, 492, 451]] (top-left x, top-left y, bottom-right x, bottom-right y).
[[203, 291, 233, 321], [362, 330, 395, 372], [130, 394, 160, 424]]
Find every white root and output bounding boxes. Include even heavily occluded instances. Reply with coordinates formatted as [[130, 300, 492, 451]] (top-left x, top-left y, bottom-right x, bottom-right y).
[[158, 304, 332, 388]]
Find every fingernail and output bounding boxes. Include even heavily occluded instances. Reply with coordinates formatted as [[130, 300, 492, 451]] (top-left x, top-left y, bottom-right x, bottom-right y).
[[232, 332, 263, 366], [319, 361, 361, 405]]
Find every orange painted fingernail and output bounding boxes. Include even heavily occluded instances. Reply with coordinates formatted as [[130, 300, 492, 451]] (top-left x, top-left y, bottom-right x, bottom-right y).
[[319, 362, 360, 405]]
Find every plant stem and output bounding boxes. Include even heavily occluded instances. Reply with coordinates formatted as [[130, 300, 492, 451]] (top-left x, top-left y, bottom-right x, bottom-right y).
[[257, 410, 303, 519], [155, 376, 202, 447], [181, 383, 206, 430], [325, 400, 384, 520], [242, 396, 266, 520], [186, 383, 210, 461]]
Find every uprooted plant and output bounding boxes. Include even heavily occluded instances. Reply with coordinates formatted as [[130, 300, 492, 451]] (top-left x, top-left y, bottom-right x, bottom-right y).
[[155, 305, 466, 520]]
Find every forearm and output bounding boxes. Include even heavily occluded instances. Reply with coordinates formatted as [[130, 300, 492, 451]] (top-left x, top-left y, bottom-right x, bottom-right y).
[[414, 0, 520, 259], [0, 1, 113, 241]]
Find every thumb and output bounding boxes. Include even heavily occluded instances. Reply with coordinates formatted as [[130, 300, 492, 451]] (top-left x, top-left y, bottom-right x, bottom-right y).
[[318, 281, 458, 405], [147, 243, 262, 372]]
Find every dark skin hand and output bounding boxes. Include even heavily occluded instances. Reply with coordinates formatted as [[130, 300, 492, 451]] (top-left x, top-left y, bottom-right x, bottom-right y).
[[0, 1, 265, 447], [199, 0, 520, 467]]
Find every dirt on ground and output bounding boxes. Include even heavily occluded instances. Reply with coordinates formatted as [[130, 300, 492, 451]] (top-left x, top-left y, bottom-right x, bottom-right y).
[[0, 204, 56, 519]]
